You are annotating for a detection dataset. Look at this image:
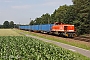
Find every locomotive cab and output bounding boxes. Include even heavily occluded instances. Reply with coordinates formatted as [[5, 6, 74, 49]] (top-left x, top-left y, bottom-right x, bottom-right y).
[[64, 25, 76, 37]]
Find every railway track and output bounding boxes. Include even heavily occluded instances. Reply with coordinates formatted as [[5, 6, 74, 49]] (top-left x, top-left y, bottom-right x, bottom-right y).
[[73, 36, 90, 42], [34, 32, 90, 43], [50, 33, 90, 43], [31, 31, 90, 42]]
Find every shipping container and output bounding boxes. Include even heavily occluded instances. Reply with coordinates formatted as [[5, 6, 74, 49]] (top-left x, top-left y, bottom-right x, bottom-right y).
[[39, 24, 53, 32]]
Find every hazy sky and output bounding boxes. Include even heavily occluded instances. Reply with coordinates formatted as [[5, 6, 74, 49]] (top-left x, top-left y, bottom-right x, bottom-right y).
[[0, 0, 73, 24]]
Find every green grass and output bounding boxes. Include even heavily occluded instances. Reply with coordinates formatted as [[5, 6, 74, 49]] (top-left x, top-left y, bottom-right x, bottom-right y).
[[15, 29, 90, 50], [0, 36, 90, 60], [0, 29, 22, 36]]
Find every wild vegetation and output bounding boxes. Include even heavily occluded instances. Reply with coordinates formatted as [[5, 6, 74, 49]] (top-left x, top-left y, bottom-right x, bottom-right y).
[[0, 36, 90, 60], [30, 0, 90, 35]]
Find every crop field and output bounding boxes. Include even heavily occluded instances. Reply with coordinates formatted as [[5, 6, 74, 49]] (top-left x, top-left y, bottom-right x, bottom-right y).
[[0, 29, 90, 60], [0, 36, 90, 60], [0, 29, 21, 36]]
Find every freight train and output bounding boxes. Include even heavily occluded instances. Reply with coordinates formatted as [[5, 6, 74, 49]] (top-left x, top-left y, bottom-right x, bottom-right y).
[[19, 22, 77, 37]]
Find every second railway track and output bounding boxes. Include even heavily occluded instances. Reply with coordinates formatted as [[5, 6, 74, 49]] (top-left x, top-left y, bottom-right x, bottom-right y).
[[73, 36, 90, 42]]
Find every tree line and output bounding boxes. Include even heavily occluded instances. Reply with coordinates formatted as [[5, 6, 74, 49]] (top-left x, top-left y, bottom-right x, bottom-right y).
[[0, 21, 18, 28], [29, 0, 90, 35]]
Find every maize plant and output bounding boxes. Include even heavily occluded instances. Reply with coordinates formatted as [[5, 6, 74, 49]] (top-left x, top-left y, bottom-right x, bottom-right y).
[[0, 36, 88, 60]]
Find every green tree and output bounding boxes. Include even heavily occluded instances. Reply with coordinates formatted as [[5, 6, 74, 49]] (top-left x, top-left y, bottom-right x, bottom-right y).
[[29, 20, 34, 25], [0, 25, 3, 28], [3, 21, 9, 28], [73, 0, 90, 34], [9, 21, 14, 28], [34, 18, 42, 25], [64, 5, 76, 24], [51, 9, 57, 23], [54, 5, 71, 23], [41, 13, 51, 24], [51, 5, 76, 24], [33, 13, 51, 25]]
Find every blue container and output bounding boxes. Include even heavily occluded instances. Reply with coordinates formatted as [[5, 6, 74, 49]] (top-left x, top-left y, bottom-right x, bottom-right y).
[[19, 25, 30, 30], [31, 25, 39, 31], [38, 25, 42, 31], [39, 24, 53, 32], [24, 25, 29, 30], [19, 25, 25, 29], [19, 24, 54, 32]]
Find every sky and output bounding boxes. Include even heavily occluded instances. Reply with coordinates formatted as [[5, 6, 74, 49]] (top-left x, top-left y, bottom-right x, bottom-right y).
[[0, 0, 73, 25]]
